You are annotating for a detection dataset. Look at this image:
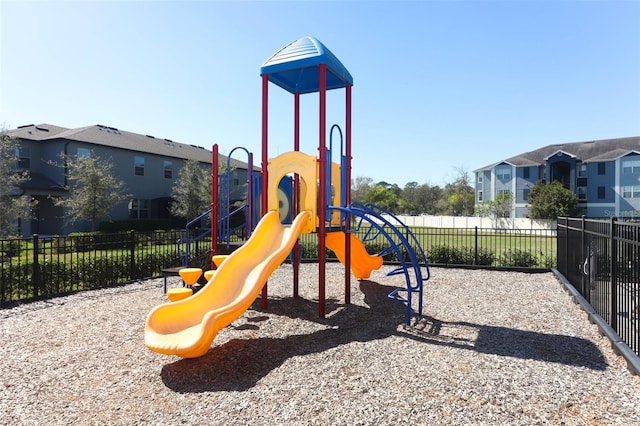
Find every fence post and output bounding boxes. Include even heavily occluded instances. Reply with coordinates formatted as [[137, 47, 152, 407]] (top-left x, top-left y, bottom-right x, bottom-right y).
[[32, 234, 39, 298], [474, 226, 478, 265], [129, 230, 136, 280], [610, 217, 618, 332], [580, 216, 586, 296]]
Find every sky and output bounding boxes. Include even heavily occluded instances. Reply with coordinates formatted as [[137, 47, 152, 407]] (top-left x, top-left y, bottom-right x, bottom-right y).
[[1, 0, 639, 188]]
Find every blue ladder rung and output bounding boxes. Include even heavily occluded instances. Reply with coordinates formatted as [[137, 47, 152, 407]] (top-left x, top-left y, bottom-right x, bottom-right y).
[[388, 288, 408, 304], [386, 266, 405, 276]]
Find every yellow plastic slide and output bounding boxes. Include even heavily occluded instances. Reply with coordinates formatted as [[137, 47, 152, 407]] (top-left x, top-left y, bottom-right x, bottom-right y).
[[325, 231, 383, 280], [144, 210, 311, 358]]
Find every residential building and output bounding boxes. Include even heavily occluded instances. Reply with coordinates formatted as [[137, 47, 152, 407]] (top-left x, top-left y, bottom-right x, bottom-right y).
[[6, 123, 253, 236], [474, 136, 640, 219]]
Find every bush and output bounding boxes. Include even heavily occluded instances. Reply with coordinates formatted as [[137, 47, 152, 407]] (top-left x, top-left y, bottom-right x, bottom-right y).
[[428, 245, 471, 264], [0, 238, 24, 258], [499, 249, 538, 267]]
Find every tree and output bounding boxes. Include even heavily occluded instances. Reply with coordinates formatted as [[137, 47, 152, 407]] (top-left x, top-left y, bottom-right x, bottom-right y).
[[0, 131, 32, 237], [442, 167, 475, 216], [475, 191, 514, 218], [55, 153, 130, 231], [527, 180, 580, 219], [363, 184, 401, 211], [170, 159, 212, 221], [400, 181, 443, 214], [351, 176, 374, 204]]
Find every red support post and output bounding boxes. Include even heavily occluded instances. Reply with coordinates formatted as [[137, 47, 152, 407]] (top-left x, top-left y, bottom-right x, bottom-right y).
[[318, 64, 327, 318], [261, 73, 269, 309], [211, 144, 219, 265], [345, 84, 352, 304], [293, 92, 301, 298]]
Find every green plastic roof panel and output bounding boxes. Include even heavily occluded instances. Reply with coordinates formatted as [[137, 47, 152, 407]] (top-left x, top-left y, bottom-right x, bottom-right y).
[[261, 36, 353, 94]]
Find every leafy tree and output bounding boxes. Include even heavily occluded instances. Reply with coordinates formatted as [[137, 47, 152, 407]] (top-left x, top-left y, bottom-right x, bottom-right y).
[[442, 167, 475, 216], [0, 131, 32, 236], [351, 176, 374, 204], [170, 159, 212, 221], [361, 184, 401, 212], [400, 181, 443, 214], [527, 180, 580, 219], [54, 152, 130, 231], [475, 191, 514, 218]]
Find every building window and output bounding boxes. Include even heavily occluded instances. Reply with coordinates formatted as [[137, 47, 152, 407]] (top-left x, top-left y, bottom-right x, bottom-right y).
[[622, 186, 640, 198], [577, 164, 587, 178], [523, 167, 530, 179], [622, 159, 640, 174], [15, 147, 30, 169], [478, 191, 483, 202], [134, 156, 145, 176], [577, 186, 587, 201], [163, 161, 173, 179], [77, 147, 91, 158], [477, 175, 483, 183], [523, 188, 530, 201], [233, 178, 239, 186], [495, 165, 511, 181], [597, 186, 606, 199], [128, 199, 149, 219], [597, 162, 606, 175]]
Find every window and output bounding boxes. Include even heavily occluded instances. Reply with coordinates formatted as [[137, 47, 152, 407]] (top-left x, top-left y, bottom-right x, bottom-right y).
[[163, 161, 172, 179], [577, 164, 587, 178], [233, 178, 239, 186], [478, 191, 483, 202], [523, 188, 530, 201], [495, 165, 511, 181], [128, 199, 149, 219], [15, 147, 30, 169], [577, 186, 587, 201], [597, 186, 606, 199], [134, 156, 145, 176], [477, 175, 483, 183], [77, 148, 91, 158], [598, 162, 606, 175], [622, 186, 640, 198], [523, 167, 530, 179], [622, 159, 640, 174]]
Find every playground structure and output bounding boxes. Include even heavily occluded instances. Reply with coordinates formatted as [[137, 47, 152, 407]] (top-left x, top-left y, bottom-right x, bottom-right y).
[[145, 36, 430, 358]]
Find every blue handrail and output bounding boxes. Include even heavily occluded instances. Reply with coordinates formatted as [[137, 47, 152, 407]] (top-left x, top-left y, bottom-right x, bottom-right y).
[[328, 203, 429, 325]]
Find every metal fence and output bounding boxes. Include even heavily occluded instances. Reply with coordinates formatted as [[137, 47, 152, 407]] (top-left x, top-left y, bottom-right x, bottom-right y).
[[557, 217, 639, 357], [1, 224, 558, 307], [0, 231, 212, 307], [299, 226, 557, 269]]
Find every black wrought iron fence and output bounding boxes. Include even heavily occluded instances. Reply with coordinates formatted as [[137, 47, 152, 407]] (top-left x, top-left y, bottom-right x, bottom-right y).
[[557, 217, 639, 357], [297, 226, 557, 268], [0, 231, 201, 307], [2, 224, 557, 307]]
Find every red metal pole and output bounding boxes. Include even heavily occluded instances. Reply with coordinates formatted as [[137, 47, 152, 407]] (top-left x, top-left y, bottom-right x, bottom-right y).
[[318, 64, 327, 318], [211, 144, 219, 264], [293, 92, 301, 298], [261, 73, 269, 309], [345, 84, 352, 304], [261, 74, 270, 217]]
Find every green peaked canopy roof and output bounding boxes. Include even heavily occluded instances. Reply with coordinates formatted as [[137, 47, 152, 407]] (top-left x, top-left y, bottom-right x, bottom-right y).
[[260, 36, 353, 94]]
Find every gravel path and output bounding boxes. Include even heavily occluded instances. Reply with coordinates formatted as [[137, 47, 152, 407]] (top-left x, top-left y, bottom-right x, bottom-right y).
[[1, 264, 639, 425]]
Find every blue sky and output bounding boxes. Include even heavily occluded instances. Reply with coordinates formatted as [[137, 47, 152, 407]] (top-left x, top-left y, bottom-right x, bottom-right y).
[[2, 0, 639, 187]]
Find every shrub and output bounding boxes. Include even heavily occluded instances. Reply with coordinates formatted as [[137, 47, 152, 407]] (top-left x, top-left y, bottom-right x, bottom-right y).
[[499, 249, 538, 267], [427, 245, 470, 264]]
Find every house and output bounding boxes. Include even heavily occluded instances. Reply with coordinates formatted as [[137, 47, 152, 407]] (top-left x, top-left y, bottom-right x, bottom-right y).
[[474, 136, 640, 219], [5, 123, 254, 236]]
